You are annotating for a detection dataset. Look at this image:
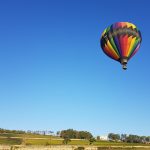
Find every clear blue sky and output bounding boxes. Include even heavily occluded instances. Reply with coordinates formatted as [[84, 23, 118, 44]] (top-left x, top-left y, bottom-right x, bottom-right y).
[[0, 0, 150, 136]]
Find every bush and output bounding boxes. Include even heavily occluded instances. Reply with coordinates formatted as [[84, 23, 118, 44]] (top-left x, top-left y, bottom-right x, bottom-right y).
[[75, 147, 85, 150], [97, 147, 110, 150], [45, 142, 50, 146], [63, 137, 71, 144]]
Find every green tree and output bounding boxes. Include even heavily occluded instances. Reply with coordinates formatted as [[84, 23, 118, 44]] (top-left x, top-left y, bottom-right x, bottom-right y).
[[56, 131, 60, 136], [63, 137, 71, 144], [77, 131, 93, 139], [126, 134, 141, 143], [96, 136, 100, 141], [121, 134, 127, 142], [60, 129, 77, 139], [145, 136, 150, 142], [108, 133, 120, 141], [140, 136, 146, 143], [89, 138, 96, 145], [60, 129, 93, 140]]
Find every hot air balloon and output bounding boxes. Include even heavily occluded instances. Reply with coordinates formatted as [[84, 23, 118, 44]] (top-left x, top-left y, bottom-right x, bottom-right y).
[[100, 22, 142, 70]]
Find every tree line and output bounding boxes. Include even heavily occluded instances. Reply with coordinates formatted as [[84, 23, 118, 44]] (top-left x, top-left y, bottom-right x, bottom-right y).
[[0, 128, 25, 134], [58, 129, 95, 145], [0, 128, 53, 135], [108, 133, 150, 143], [59, 129, 93, 139], [59, 129, 150, 144]]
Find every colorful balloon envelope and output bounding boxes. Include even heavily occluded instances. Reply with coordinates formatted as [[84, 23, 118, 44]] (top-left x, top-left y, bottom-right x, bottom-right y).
[[100, 22, 142, 70]]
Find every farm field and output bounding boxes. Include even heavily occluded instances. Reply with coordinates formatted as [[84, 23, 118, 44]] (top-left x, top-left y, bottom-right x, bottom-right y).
[[0, 133, 150, 147]]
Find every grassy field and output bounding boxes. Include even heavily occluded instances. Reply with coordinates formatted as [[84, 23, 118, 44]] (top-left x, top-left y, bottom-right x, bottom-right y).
[[0, 137, 22, 145], [0, 133, 150, 147], [25, 139, 89, 145], [25, 139, 149, 146], [0, 133, 58, 138]]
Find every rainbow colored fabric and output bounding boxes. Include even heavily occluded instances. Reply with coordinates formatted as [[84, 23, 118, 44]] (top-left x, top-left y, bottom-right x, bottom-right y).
[[101, 22, 142, 62]]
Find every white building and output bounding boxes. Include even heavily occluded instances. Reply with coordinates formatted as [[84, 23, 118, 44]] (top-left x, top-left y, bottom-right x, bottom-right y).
[[100, 135, 108, 141]]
